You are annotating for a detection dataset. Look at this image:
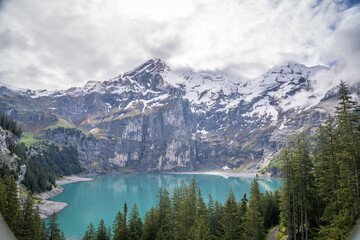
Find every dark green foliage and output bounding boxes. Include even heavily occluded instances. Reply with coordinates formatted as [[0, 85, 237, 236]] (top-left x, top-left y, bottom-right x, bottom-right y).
[[0, 175, 50, 240], [47, 212, 61, 240], [9, 142, 27, 163], [142, 207, 159, 240], [83, 223, 96, 240], [2, 175, 21, 235], [113, 202, 128, 240], [242, 177, 265, 240], [217, 190, 241, 239], [263, 190, 280, 229], [29, 144, 82, 176], [0, 162, 18, 180], [97, 219, 110, 240], [46, 127, 83, 138], [23, 143, 82, 193], [156, 188, 172, 239], [0, 112, 22, 137], [19, 193, 38, 239], [23, 159, 55, 193], [278, 82, 360, 240], [128, 204, 143, 240]]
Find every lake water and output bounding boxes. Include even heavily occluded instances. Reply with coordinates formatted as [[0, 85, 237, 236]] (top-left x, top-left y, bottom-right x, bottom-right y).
[[49, 173, 282, 239]]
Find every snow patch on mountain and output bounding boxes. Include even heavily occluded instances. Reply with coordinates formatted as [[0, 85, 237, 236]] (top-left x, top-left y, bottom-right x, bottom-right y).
[[1, 59, 331, 122]]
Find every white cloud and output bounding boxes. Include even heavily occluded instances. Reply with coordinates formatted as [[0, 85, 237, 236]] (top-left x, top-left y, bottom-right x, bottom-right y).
[[0, 0, 358, 90]]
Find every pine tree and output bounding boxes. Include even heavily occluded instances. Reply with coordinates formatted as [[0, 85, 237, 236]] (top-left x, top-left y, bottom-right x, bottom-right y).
[[32, 206, 45, 240], [174, 181, 198, 240], [207, 194, 217, 237], [188, 188, 210, 240], [47, 212, 61, 240], [314, 118, 341, 237], [243, 177, 264, 240], [19, 193, 36, 239], [187, 216, 211, 240], [3, 175, 21, 236], [293, 132, 314, 240], [142, 207, 159, 240], [0, 177, 7, 216], [96, 219, 109, 240], [333, 81, 360, 238], [128, 203, 143, 240], [83, 222, 96, 240], [113, 207, 127, 240], [217, 190, 241, 239], [40, 220, 48, 240], [156, 188, 173, 239]]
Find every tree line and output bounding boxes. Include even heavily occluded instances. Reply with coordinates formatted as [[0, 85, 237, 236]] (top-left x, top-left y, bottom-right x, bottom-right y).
[[278, 81, 360, 239], [23, 143, 83, 193], [0, 112, 22, 137], [0, 174, 65, 240], [82, 178, 280, 240]]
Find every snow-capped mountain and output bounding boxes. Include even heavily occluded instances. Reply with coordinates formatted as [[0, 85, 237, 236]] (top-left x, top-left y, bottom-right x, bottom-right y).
[[0, 59, 358, 173]]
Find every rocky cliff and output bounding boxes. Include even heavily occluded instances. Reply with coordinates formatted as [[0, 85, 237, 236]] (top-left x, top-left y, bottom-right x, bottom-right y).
[[0, 59, 358, 172]]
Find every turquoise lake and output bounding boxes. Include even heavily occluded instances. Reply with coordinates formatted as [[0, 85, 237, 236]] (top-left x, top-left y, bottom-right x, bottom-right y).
[[49, 173, 282, 239]]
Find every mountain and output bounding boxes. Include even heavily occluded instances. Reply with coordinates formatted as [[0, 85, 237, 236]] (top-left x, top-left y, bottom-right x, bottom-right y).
[[0, 59, 358, 173]]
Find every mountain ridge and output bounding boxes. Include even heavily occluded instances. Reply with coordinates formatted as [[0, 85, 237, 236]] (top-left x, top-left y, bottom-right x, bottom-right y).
[[0, 59, 358, 173]]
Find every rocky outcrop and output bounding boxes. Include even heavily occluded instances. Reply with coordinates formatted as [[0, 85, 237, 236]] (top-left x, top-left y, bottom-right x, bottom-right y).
[[0, 59, 358, 172], [0, 127, 8, 155]]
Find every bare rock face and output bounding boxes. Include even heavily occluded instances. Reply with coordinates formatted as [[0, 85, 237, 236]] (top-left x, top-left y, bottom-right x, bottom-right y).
[[0, 59, 359, 172], [0, 128, 7, 155]]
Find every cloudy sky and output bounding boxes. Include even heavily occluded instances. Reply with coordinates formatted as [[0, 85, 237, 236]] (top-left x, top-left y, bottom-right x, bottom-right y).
[[0, 0, 359, 90]]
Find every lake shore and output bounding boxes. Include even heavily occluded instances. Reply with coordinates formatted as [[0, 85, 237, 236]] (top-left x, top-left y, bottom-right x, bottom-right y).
[[168, 169, 259, 179], [36, 175, 94, 219], [56, 175, 94, 185]]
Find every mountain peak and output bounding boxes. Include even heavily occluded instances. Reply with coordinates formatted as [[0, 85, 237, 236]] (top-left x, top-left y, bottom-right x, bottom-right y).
[[124, 58, 169, 77]]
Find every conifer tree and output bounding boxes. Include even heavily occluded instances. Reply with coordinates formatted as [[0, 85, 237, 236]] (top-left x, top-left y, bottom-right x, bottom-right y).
[[217, 190, 241, 239], [96, 219, 109, 240], [207, 194, 217, 237], [83, 222, 96, 240], [188, 189, 210, 240], [113, 206, 127, 240], [3, 175, 21, 236], [19, 193, 36, 239], [174, 180, 199, 240], [32, 206, 45, 240], [293, 132, 314, 240], [156, 188, 173, 238], [243, 177, 264, 240], [187, 216, 211, 240], [47, 212, 61, 240], [279, 147, 297, 240], [332, 81, 360, 238], [142, 207, 159, 240], [128, 203, 143, 240], [40, 220, 48, 240], [0, 177, 7, 216]]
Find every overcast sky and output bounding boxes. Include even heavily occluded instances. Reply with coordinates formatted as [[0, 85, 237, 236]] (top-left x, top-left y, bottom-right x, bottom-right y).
[[0, 0, 359, 90]]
